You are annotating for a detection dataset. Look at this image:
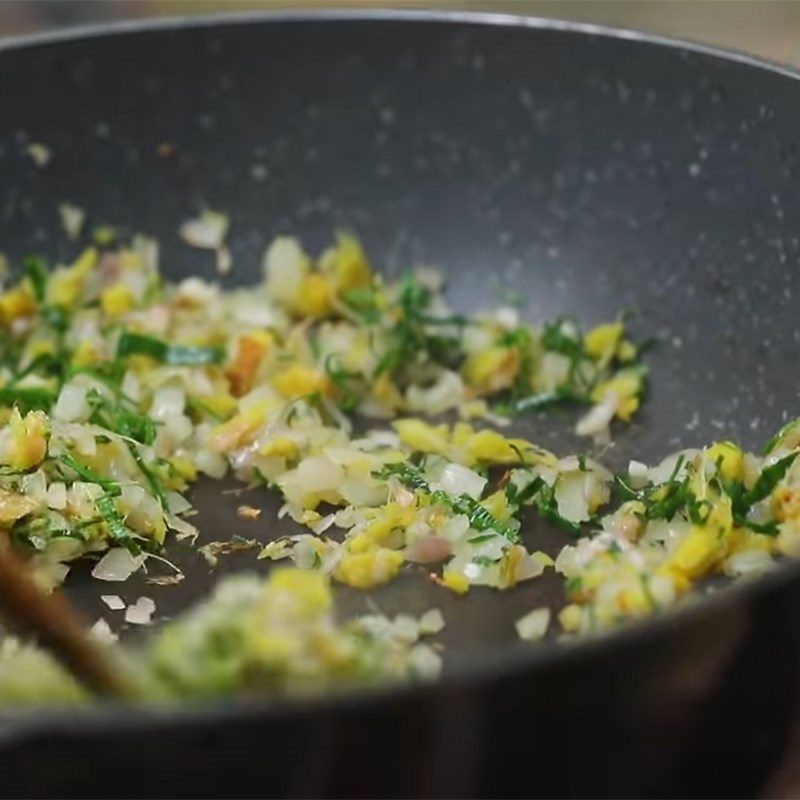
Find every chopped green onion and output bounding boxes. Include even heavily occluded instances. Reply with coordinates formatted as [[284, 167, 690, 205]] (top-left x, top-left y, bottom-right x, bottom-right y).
[[58, 453, 120, 494], [86, 390, 157, 446], [340, 287, 381, 323], [10, 353, 62, 386], [374, 462, 519, 542], [23, 256, 48, 303], [498, 389, 578, 416], [540, 319, 584, 360], [68, 362, 128, 395], [324, 354, 361, 411], [0, 387, 56, 413], [95, 491, 140, 553], [186, 395, 228, 422], [467, 533, 497, 544], [41, 305, 68, 332], [124, 441, 168, 510], [536, 497, 581, 536], [742, 452, 798, 507]]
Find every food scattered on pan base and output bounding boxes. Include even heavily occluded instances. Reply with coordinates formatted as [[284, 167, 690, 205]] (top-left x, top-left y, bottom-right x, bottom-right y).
[[0, 229, 796, 703], [555, 432, 800, 631], [0, 569, 444, 705], [146, 569, 443, 699], [0, 232, 640, 597]]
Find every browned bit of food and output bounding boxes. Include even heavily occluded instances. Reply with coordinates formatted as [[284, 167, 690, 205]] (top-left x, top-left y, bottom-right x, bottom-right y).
[[145, 574, 186, 587], [198, 537, 260, 567], [237, 505, 262, 520]]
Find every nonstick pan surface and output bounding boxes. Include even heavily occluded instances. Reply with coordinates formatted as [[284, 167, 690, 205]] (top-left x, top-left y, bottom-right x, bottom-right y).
[[2, 11, 800, 797]]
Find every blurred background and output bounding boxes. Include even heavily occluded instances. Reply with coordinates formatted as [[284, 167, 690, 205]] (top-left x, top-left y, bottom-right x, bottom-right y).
[[4, 1, 800, 68]]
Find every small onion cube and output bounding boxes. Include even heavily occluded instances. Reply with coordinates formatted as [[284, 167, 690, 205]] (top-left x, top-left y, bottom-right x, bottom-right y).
[[437, 463, 487, 500], [59, 203, 86, 240], [418, 608, 445, 635], [53, 383, 89, 423], [515, 607, 551, 641], [408, 644, 442, 680], [89, 618, 118, 645], [91, 548, 146, 582], [101, 594, 126, 611], [179, 209, 229, 250], [125, 596, 156, 625], [576, 392, 618, 439]]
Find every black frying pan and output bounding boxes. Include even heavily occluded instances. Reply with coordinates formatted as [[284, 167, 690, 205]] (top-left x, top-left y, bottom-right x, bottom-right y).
[[2, 11, 800, 798]]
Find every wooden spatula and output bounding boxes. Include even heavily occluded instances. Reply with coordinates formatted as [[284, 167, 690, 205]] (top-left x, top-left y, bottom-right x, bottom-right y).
[[0, 533, 133, 700]]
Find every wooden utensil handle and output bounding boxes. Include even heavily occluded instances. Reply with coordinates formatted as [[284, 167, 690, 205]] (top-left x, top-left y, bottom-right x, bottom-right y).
[[0, 533, 132, 700]]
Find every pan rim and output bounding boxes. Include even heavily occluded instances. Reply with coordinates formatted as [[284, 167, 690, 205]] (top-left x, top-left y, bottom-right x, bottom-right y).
[[1, 7, 800, 733], [1, 6, 800, 83]]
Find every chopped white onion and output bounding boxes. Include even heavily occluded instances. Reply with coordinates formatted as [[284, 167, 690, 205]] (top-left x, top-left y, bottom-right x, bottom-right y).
[[412, 266, 444, 291], [166, 513, 199, 541], [281, 456, 344, 496], [125, 596, 156, 625], [392, 614, 420, 643], [628, 460, 650, 486], [493, 307, 520, 329], [555, 474, 591, 523], [310, 513, 336, 534], [576, 392, 618, 439], [166, 490, 192, 515], [59, 203, 85, 240], [179, 209, 229, 250], [440, 514, 471, 543], [649, 450, 698, 484], [91, 548, 146, 582], [176, 276, 219, 305], [20, 469, 47, 501], [405, 535, 452, 564], [131, 234, 159, 272], [515, 607, 551, 641], [264, 236, 308, 304], [418, 608, 445, 635], [405, 371, 465, 415], [351, 430, 401, 450], [101, 594, 126, 611], [46, 481, 67, 510], [194, 448, 229, 479], [216, 245, 233, 274], [292, 538, 319, 570], [53, 383, 89, 423], [150, 385, 186, 420], [408, 644, 442, 679], [514, 552, 548, 582], [436, 462, 487, 501], [26, 142, 51, 168], [723, 549, 773, 578], [89, 618, 118, 644]]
